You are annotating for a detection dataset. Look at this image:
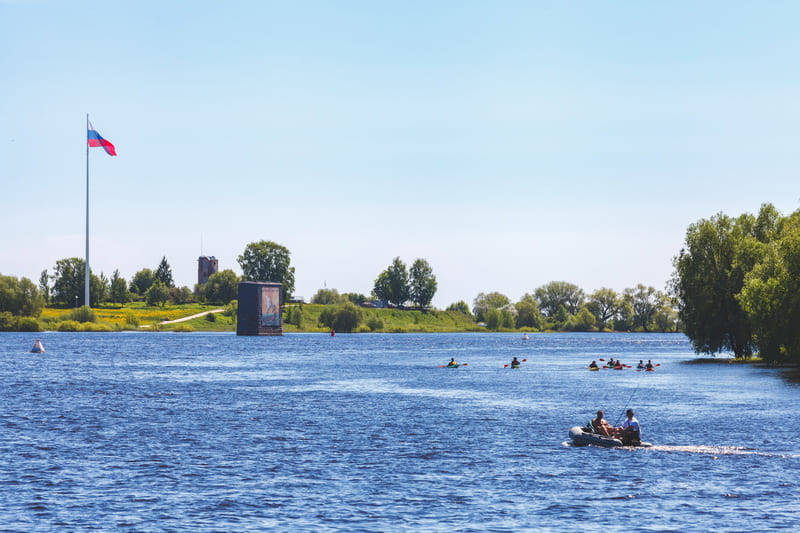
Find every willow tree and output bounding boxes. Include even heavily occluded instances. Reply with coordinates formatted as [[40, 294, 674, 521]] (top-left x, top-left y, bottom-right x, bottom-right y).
[[671, 205, 778, 358], [739, 211, 800, 363]]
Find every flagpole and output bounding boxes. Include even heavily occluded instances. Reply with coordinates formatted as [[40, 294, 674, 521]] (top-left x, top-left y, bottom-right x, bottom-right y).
[[85, 113, 90, 308]]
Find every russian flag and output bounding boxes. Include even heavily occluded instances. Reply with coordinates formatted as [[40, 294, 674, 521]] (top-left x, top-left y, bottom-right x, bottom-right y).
[[87, 121, 117, 156]]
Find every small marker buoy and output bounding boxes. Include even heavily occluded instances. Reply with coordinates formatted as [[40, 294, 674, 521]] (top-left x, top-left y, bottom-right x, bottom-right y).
[[31, 339, 45, 353], [330, 330, 335, 337]]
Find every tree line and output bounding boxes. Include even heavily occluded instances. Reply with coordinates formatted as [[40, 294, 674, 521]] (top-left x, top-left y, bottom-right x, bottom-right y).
[[441, 281, 679, 333], [671, 203, 800, 363]]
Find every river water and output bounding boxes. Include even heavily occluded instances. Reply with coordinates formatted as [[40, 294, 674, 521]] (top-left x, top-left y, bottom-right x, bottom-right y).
[[1, 331, 798, 531]]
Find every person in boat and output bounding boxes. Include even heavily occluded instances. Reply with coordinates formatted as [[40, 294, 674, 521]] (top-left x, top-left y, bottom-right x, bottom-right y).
[[637, 360, 645, 369], [448, 358, 457, 367], [589, 360, 599, 369], [645, 360, 654, 370], [591, 410, 614, 436], [607, 357, 615, 368], [617, 409, 641, 445], [511, 357, 520, 367], [613, 360, 623, 369]]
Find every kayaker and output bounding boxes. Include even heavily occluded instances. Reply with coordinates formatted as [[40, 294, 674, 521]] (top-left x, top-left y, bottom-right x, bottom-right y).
[[645, 360, 654, 370], [637, 360, 645, 369], [591, 410, 613, 436], [589, 360, 598, 369], [511, 357, 520, 367], [448, 358, 457, 367], [617, 409, 641, 445]]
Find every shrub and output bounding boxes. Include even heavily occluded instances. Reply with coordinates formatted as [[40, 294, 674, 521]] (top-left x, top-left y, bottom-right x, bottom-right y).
[[205, 312, 217, 322], [17, 317, 42, 332], [68, 305, 97, 323], [366, 314, 384, 331], [318, 302, 362, 333], [125, 313, 140, 327], [58, 320, 82, 332], [0, 311, 17, 331], [173, 324, 194, 332], [285, 305, 303, 327]]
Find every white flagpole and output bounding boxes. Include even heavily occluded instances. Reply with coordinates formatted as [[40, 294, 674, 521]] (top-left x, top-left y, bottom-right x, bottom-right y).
[[85, 113, 90, 308]]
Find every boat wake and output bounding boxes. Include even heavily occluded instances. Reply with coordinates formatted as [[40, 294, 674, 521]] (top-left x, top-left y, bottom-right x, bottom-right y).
[[647, 445, 800, 458], [563, 442, 800, 458]]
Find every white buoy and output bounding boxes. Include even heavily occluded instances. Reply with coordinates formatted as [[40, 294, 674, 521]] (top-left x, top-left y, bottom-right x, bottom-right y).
[[31, 339, 45, 353], [522, 333, 529, 340]]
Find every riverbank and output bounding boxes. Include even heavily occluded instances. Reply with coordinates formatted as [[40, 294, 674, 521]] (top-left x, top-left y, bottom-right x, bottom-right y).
[[28, 304, 483, 333]]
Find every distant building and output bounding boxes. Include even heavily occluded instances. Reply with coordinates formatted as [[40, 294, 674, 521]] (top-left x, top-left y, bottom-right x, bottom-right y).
[[197, 256, 219, 285]]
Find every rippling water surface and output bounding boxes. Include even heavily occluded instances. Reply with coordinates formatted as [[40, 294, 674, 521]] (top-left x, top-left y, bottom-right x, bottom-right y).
[[1, 332, 799, 531]]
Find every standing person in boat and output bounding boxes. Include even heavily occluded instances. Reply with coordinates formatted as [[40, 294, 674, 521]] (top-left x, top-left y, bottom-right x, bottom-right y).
[[591, 410, 613, 436], [617, 409, 641, 445]]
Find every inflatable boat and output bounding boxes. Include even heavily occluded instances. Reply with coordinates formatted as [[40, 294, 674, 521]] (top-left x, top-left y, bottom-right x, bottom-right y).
[[569, 426, 651, 448]]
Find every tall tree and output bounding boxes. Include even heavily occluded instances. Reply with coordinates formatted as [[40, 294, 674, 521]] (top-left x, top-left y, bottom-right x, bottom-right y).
[[586, 288, 621, 329], [408, 258, 437, 308], [109, 269, 129, 304], [739, 211, 800, 363], [623, 284, 664, 332], [671, 206, 777, 358], [50, 258, 106, 306], [515, 294, 543, 329], [51, 258, 84, 306], [238, 240, 296, 300], [130, 268, 156, 296], [155, 256, 174, 287], [38, 270, 50, 304], [533, 281, 585, 316], [472, 292, 510, 322], [372, 257, 409, 306], [0, 274, 45, 317]]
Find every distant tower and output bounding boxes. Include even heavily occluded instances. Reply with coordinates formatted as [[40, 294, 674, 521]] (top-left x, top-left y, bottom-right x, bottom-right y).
[[197, 255, 219, 285]]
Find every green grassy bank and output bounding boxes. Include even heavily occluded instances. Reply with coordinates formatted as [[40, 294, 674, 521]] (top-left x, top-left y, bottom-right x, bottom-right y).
[[26, 303, 481, 333]]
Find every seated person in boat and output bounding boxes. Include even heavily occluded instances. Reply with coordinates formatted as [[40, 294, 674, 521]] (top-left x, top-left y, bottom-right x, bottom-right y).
[[607, 357, 615, 367], [511, 357, 520, 367], [589, 360, 599, 369], [591, 410, 614, 436], [617, 409, 641, 445], [637, 360, 645, 369], [645, 360, 654, 370], [448, 358, 457, 366]]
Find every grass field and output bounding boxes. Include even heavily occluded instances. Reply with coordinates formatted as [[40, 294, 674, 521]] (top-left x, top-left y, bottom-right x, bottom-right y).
[[37, 303, 482, 333]]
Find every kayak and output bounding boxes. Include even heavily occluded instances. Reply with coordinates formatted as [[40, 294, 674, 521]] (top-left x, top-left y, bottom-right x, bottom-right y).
[[511, 364, 520, 369], [446, 364, 460, 368], [589, 366, 599, 371], [569, 426, 652, 448]]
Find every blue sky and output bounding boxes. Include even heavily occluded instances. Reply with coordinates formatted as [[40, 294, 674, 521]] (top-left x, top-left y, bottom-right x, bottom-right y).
[[2, 1, 799, 307]]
